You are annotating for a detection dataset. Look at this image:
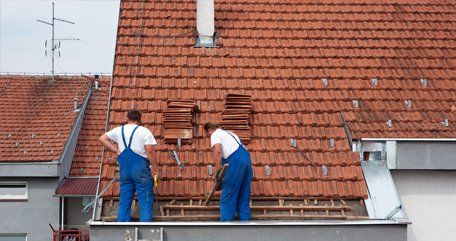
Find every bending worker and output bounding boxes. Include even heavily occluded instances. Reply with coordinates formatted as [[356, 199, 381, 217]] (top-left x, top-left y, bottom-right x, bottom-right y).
[[204, 123, 253, 221], [99, 110, 159, 222]]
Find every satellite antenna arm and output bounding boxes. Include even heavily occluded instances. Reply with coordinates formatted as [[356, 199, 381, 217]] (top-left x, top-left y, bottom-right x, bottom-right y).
[[37, 19, 52, 25], [54, 17, 75, 24]]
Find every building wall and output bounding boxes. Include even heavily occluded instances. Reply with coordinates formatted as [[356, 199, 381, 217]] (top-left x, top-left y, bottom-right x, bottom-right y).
[[0, 177, 60, 241], [391, 170, 456, 241], [66, 197, 93, 230]]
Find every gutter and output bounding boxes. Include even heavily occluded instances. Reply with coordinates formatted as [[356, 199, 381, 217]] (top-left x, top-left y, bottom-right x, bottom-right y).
[[89, 219, 410, 226], [58, 83, 93, 164], [360, 138, 456, 142]]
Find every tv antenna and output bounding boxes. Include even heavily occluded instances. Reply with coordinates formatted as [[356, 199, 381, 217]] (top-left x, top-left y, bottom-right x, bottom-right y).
[[37, 2, 79, 81]]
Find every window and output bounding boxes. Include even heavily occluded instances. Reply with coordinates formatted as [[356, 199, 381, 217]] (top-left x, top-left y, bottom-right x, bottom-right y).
[[0, 234, 27, 241], [0, 182, 28, 200]]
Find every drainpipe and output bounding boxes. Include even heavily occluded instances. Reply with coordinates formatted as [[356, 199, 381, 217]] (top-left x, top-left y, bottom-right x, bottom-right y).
[[61, 197, 65, 230]]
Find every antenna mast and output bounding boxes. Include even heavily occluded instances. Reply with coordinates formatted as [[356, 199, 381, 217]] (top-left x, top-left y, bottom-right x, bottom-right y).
[[37, 2, 79, 81]]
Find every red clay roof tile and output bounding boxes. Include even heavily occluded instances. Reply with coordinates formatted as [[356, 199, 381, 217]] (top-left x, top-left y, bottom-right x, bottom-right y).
[[99, 0, 456, 201], [0, 76, 91, 162]]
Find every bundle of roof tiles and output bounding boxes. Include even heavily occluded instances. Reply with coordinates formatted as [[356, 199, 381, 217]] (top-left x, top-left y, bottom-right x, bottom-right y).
[[163, 100, 198, 144], [221, 94, 252, 144]]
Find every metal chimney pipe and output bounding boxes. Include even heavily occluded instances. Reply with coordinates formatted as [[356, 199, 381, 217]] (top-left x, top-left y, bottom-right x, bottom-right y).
[[197, 0, 215, 46]]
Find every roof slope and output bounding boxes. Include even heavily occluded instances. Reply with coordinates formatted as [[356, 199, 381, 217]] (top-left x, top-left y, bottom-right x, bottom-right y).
[[0, 76, 91, 162], [69, 77, 111, 177]]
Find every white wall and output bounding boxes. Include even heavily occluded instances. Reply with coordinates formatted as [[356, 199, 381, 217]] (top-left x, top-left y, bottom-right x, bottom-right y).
[[0, 177, 60, 241], [391, 170, 456, 241]]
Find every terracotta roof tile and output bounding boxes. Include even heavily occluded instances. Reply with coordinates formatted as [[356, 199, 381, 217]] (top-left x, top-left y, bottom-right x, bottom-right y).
[[55, 177, 98, 196], [99, 0, 456, 201], [69, 77, 111, 177], [0, 76, 91, 162]]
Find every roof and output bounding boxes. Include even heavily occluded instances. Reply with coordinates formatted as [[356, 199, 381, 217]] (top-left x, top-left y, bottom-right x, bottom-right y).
[[0, 75, 92, 162], [98, 0, 456, 214], [69, 77, 111, 177], [56, 177, 98, 196]]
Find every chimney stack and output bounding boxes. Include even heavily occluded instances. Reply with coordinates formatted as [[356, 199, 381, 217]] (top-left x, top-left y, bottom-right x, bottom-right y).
[[197, 0, 215, 47]]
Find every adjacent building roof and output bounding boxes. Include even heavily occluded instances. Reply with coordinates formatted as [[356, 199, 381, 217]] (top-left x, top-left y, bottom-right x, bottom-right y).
[[0, 75, 91, 162], [56, 177, 98, 196], [55, 76, 111, 197]]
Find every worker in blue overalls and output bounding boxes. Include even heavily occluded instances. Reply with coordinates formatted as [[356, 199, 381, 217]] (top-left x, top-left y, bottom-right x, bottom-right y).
[[204, 123, 253, 221], [99, 110, 159, 222]]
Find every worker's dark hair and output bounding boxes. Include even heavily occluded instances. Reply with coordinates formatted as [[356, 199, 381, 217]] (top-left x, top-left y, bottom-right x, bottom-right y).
[[127, 110, 141, 122], [204, 122, 219, 132]]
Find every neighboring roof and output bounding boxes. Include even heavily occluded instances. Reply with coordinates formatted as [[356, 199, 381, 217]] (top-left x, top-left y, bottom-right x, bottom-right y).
[[0, 75, 91, 162], [56, 177, 98, 196], [69, 77, 111, 177]]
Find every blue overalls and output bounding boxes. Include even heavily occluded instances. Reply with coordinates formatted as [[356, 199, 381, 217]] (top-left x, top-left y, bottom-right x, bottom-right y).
[[117, 125, 154, 222], [220, 131, 253, 221]]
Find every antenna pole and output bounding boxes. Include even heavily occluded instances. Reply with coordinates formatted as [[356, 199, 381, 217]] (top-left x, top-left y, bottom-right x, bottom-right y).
[[51, 2, 55, 80], [37, 2, 78, 82]]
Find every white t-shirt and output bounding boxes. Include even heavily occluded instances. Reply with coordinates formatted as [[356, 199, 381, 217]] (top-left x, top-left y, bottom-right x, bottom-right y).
[[210, 129, 242, 159], [106, 124, 157, 159]]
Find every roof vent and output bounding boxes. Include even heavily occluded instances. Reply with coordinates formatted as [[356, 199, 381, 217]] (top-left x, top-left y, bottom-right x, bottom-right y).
[[94, 80, 100, 90], [386, 119, 393, 128], [73, 97, 80, 112], [322, 78, 329, 86], [353, 100, 359, 109], [405, 100, 412, 108], [442, 119, 449, 127], [196, 0, 216, 47], [420, 78, 428, 87], [371, 78, 378, 86]]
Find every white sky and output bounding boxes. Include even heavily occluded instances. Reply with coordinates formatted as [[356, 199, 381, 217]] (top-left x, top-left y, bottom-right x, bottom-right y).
[[0, 0, 120, 74]]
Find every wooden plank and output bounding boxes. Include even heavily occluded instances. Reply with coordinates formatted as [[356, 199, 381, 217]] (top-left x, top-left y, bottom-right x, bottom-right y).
[[203, 164, 229, 206], [162, 205, 351, 211]]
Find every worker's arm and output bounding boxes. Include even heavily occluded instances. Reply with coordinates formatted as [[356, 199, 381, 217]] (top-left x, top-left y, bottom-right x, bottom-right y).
[[212, 143, 223, 171], [145, 144, 159, 176], [99, 134, 120, 156]]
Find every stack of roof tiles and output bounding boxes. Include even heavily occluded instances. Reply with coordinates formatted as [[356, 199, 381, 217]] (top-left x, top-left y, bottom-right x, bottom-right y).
[[98, 0, 456, 202], [163, 100, 198, 144], [221, 94, 252, 143], [0, 75, 91, 162]]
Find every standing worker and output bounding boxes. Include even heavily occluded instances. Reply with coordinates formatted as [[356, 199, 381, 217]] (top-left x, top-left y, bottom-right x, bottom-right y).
[[99, 110, 159, 222], [204, 123, 253, 221]]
